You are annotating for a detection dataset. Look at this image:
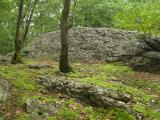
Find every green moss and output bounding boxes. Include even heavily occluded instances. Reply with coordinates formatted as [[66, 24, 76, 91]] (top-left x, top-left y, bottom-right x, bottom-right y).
[[56, 98, 109, 120], [67, 62, 160, 119], [99, 64, 134, 75], [56, 99, 80, 119], [13, 79, 36, 91], [0, 65, 37, 91], [0, 60, 159, 120], [16, 113, 30, 120], [68, 66, 152, 106], [83, 107, 107, 120], [134, 104, 160, 120], [108, 108, 135, 120], [47, 116, 57, 120], [69, 63, 133, 79], [31, 95, 55, 103], [57, 108, 79, 120]]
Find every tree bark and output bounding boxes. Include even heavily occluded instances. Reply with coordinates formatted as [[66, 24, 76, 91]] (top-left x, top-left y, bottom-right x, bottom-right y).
[[59, 0, 72, 73], [11, 0, 24, 64]]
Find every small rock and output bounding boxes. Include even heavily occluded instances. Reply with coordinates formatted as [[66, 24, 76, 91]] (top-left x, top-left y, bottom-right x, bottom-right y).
[[28, 64, 53, 69], [24, 99, 57, 119], [0, 55, 10, 64], [39, 89, 48, 94], [0, 78, 10, 103]]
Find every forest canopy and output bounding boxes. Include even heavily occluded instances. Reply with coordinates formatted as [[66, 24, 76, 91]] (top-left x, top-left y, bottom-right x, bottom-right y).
[[0, 0, 160, 54]]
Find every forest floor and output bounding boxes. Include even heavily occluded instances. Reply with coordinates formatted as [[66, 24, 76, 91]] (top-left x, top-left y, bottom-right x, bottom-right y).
[[0, 58, 160, 120]]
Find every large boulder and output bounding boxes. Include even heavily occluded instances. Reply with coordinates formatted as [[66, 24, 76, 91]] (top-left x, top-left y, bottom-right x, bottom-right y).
[[24, 27, 160, 71]]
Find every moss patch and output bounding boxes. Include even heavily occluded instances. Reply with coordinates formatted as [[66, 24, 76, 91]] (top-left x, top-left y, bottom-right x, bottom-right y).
[[0, 59, 159, 119]]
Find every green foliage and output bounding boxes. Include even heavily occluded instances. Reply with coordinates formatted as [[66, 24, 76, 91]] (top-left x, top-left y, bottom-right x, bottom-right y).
[[73, 0, 120, 27], [114, 0, 160, 35], [1, 0, 160, 54], [0, 0, 17, 54], [31, 0, 62, 36]]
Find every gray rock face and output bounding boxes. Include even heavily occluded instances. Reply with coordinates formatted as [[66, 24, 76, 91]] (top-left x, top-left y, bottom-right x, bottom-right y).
[[24, 27, 160, 71], [0, 79, 10, 103], [38, 76, 133, 111]]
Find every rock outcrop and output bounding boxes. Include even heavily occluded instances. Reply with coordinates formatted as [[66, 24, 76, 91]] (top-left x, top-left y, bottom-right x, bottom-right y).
[[24, 27, 160, 71], [38, 76, 133, 111]]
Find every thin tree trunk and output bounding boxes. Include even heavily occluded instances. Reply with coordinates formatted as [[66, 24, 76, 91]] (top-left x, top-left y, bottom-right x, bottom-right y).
[[59, 0, 72, 73], [23, 0, 38, 43], [12, 0, 24, 64]]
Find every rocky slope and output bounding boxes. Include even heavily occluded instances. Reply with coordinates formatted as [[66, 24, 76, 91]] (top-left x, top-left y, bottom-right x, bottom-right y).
[[24, 27, 160, 71]]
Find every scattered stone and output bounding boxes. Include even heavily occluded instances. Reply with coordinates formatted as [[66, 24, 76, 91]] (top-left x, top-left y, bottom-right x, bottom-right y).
[[0, 55, 10, 64], [24, 99, 57, 119], [107, 79, 126, 85], [136, 112, 144, 120], [39, 89, 48, 94], [28, 64, 53, 69], [157, 109, 160, 112], [0, 78, 10, 103]]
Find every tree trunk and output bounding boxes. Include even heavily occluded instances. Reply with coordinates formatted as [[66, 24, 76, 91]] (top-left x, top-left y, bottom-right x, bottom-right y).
[[23, 0, 38, 43], [59, 0, 72, 73], [11, 0, 24, 64], [12, 0, 38, 64]]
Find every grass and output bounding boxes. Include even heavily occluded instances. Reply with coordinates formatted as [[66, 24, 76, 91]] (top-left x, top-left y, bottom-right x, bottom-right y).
[[0, 58, 160, 119]]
